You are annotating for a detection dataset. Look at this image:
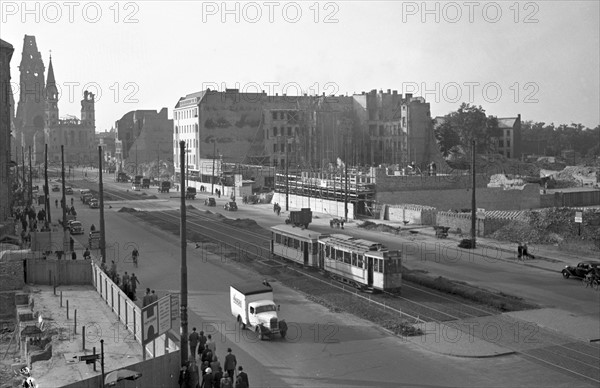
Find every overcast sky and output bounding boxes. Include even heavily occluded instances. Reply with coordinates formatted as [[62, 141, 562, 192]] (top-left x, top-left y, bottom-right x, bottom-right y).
[[2, 1, 599, 131]]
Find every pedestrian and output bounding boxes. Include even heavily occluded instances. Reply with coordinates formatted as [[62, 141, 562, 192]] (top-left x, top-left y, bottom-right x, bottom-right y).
[[201, 346, 213, 365], [150, 289, 158, 303], [210, 355, 221, 375], [206, 334, 216, 353], [213, 367, 223, 388], [198, 330, 207, 355], [189, 327, 200, 361], [83, 248, 91, 260], [220, 371, 232, 388], [122, 272, 130, 296], [142, 288, 152, 307], [71, 197, 74, 206], [517, 242, 523, 259], [200, 367, 213, 388], [130, 273, 140, 300], [90, 224, 96, 232], [188, 360, 200, 388], [70, 237, 75, 251], [523, 243, 535, 259], [110, 260, 117, 282], [55, 199, 58, 208], [71, 251, 77, 260], [201, 361, 210, 375], [224, 348, 237, 384], [236, 366, 249, 388]]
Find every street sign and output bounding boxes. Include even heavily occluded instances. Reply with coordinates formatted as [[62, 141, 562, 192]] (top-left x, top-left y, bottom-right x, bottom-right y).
[[141, 295, 173, 345], [575, 211, 583, 223], [170, 294, 179, 321], [79, 354, 100, 363]]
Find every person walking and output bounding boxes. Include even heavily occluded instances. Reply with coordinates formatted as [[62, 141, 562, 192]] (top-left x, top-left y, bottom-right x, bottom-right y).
[[213, 367, 223, 388], [224, 348, 237, 384], [206, 334, 216, 353], [210, 355, 221, 375], [198, 331, 207, 355], [200, 367, 213, 388], [55, 199, 58, 208], [71, 251, 77, 260], [122, 272, 130, 297], [70, 237, 75, 251], [83, 247, 91, 260], [150, 289, 158, 303], [130, 273, 140, 300], [178, 363, 190, 388], [220, 371, 232, 388], [236, 366, 249, 388], [110, 260, 117, 282], [142, 288, 152, 307], [189, 327, 200, 361], [201, 346, 213, 365]]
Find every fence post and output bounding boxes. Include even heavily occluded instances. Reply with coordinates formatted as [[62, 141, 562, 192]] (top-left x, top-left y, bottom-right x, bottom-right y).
[[48, 270, 51, 287], [74, 310, 77, 334], [60, 291, 63, 307], [66, 300, 69, 320], [82, 325, 85, 350]]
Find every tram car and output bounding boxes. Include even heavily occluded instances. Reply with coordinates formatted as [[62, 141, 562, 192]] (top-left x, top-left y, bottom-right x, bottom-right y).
[[318, 234, 402, 292], [270, 225, 402, 292], [270, 224, 321, 267]]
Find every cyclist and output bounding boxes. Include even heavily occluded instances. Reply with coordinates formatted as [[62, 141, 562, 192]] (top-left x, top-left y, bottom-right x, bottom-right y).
[[132, 248, 139, 267]]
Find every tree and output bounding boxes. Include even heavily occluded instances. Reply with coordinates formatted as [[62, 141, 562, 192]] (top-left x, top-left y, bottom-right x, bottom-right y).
[[434, 103, 500, 157]]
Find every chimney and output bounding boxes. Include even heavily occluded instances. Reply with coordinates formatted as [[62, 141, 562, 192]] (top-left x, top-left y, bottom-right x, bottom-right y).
[[406, 93, 413, 99], [361, 91, 365, 95], [392, 90, 397, 95], [276, 93, 278, 96], [322, 92, 325, 96], [387, 89, 391, 94], [304, 93, 307, 96]]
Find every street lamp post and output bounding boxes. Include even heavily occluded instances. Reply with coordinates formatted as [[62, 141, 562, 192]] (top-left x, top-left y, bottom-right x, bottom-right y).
[[285, 138, 290, 211], [471, 139, 477, 248], [178, 141, 189, 364], [211, 140, 216, 194]]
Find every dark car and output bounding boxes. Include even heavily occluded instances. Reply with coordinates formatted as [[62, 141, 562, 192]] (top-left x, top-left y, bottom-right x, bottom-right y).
[[224, 201, 237, 211], [204, 197, 216, 207], [89, 199, 99, 209], [458, 239, 476, 249], [561, 261, 600, 279], [69, 221, 84, 235], [51, 184, 60, 192], [65, 187, 74, 195]]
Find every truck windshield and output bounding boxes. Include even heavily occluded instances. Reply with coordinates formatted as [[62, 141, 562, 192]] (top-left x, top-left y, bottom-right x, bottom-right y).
[[255, 305, 277, 314]]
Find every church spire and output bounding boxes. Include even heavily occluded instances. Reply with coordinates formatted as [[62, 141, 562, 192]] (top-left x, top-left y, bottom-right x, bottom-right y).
[[46, 52, 56, 87]]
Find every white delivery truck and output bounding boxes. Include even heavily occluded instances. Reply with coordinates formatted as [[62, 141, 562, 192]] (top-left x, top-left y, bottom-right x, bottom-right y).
[[230, 282, 287, 340]]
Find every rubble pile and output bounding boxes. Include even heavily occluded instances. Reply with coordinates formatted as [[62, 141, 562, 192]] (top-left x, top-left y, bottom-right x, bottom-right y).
[[553, 166, 598, 185], [487, 174, 526, 188]]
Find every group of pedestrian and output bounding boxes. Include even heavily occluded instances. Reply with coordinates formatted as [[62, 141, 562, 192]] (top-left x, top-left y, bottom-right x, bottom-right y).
[[184, 328, 250, 388], [102, 260, 141, 301], [215, 189, 221, 198], [517, 242, 535, 260], [142, 288, 158, 306], [273, 203, 281, 216]]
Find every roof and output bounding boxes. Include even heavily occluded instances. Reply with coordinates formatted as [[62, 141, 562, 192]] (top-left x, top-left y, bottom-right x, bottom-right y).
[[0, 39, 14, 49], [270, 224, 322, 240], [175, 90, 209, 109], [46, 56, 56, 86], [231, 282, 273, 296], [497, 117, 519, 129]]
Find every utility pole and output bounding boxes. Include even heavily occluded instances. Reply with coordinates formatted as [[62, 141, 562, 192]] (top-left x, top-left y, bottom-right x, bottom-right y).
[[135, 144, 138, 176], [44, 144, 50, 223], [157, 143, 160, 180], [211, 140, 216, 194], [28, 146, 32, 206], [285, 138, 289, 211], [471, 139, 477, 248], [179, 141, 189, 364], [344, 159, 348, 222], [98, 146, 107, 263], [21, 147, 25, 193], [61, 146, 68, 252]]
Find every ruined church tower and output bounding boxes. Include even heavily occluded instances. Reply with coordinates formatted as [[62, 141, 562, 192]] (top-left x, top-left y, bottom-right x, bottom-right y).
[[14, 35, 46, 162]]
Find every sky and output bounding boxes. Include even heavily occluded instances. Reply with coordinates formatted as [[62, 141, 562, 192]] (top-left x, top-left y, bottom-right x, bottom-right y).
[[2, 1, 599, 132]]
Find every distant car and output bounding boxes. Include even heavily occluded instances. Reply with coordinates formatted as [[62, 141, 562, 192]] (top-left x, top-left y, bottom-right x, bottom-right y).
[[65, 187, 73, 195], [69, 221, 84, 235], [224, 201, 238, 211], [82, 193, 93, 204], [204, 197, 216, 207], [89, 199, 99, 209], [132, 183, 141, 191], [51, 185, 60, 192], [458, 239, 475, 249], [561, 261, 600, 279]]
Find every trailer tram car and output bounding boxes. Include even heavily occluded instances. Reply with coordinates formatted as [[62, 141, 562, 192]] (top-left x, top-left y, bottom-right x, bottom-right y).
[[270, 225, 402, 292], [270, 224, 322, 267], [318, 234, 402, 292]]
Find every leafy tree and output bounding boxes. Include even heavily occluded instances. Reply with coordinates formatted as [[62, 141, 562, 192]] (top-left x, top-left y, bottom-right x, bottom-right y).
[[434, 103, 500, 157]]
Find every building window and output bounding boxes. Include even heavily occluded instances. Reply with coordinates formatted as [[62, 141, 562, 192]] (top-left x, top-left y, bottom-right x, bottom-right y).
[[281, 143, 285, 153], [507, 151, 511, 158], [498, 139, 504, 147], [506, 140, 511, 147], [272, 112, 277, 120], [288, 127, 292, 136], [273, 144, 277, 152], [281, 159, 285, 167], [273, 127, 278, 136]]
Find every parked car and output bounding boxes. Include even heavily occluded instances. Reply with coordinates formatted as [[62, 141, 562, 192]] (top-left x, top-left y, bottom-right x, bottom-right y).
[[224, 201, 238, 211], [65, 187, 74, 195], [69, 221, 84, 235], [51, 184, 60, 192], [458, 239, 476, 249], [561, 261, 600, 279], [89, 199, 99, 209], [82, 193, 93, 205], [132, 183, 141, 191], [204, 197, 216, 207]]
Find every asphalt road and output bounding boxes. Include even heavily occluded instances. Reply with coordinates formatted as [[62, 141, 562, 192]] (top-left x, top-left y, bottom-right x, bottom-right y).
[[35, 171, 597, 387]]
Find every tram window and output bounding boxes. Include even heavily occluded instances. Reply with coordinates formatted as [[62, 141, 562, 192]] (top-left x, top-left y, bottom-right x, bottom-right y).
[[336, 249, 343, 261], [294, 239, 299, 249], [357, 255, 363, 268], [351, 253, 357, 266], [275, 233, 281, 244], [312, 243, 318, 254], [325, 245, 330, 257], [374, 259, 380, 273], [344, 251, 351, 264], [377, 259, 383, 273]]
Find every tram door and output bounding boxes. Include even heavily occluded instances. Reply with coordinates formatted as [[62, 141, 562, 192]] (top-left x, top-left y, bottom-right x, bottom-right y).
[[303, 241, 309, 266], [367, 257, 374, 287]]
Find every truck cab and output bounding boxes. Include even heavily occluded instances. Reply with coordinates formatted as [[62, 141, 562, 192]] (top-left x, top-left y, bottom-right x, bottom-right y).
[[230, 282, 287, 340]]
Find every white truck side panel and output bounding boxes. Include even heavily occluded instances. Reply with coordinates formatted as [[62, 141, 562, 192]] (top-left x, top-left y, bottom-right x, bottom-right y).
[[230, 286, 274, 323]]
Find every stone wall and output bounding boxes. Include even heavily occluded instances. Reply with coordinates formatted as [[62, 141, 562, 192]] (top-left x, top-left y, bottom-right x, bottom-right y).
[[540, 190, 600, 208], [271, 193, 355, 220], [386, 204, 437, 225], [375, 168, 489, 192], [435, 211, 513, 237], [0, 259, 25, 291]]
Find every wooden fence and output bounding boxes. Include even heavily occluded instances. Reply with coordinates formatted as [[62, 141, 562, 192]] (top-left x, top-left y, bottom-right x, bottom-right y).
[[25, 259, 93, 285]]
